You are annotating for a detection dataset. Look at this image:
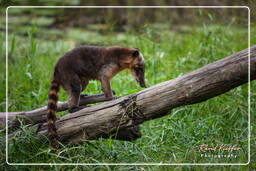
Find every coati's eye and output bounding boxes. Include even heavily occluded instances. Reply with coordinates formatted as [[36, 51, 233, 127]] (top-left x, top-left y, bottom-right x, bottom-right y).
[[132, 50, 140, 57]]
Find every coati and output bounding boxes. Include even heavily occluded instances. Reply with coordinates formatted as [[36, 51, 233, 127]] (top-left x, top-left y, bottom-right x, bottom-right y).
[[47, 45, 146, 148]]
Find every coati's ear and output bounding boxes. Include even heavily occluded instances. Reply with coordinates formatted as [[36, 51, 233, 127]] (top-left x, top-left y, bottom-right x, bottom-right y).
[[120, 48, 140, 64], [132, 49, 140, 57]]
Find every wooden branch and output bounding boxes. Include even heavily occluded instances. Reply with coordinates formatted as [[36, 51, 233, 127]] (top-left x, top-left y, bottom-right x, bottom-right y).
[[7, 46, 256, 145], [0, 94, 110, 129]]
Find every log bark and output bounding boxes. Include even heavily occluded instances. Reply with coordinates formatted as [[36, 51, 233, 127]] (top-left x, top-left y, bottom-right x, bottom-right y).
[[6, 46, 256, 145]]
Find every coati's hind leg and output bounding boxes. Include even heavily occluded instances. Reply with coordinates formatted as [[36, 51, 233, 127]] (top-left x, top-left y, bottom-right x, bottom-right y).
[[80, 78, 89, 99], [62, 76, 85, 113]]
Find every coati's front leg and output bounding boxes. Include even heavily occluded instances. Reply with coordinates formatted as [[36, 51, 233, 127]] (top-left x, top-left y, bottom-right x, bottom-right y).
[[100, 76, 116, 100]]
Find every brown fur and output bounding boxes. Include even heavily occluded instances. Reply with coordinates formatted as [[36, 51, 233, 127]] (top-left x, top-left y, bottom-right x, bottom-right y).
[[47, 45, 146, 148]]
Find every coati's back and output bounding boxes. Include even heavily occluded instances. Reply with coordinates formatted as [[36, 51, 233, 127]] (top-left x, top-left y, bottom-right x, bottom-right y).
[[55, 46, 108, 79]]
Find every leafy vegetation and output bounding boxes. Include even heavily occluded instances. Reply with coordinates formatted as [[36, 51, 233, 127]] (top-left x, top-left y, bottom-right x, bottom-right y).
[[0, 9, 255, 171]]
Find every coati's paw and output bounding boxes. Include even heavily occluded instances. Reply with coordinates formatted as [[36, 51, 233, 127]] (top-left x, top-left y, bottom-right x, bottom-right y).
[[105, 96, 118, 101], [68, 106, 87, 113], [112, 96, 118, 100], [80, 94, 88, 98]]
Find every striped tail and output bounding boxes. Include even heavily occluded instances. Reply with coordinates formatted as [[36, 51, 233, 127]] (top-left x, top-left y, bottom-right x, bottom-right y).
[[47, 79, 60, 148]]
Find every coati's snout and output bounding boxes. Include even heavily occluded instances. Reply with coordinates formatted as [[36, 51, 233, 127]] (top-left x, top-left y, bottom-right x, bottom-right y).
[[130, 49, 147, 88], [118, 47, 146, 88], [137, 72, 147, 88], [131, 65, 146, 88]]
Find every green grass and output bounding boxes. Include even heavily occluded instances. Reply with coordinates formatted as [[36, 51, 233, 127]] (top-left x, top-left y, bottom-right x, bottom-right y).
[[0, 19, 256, 170]]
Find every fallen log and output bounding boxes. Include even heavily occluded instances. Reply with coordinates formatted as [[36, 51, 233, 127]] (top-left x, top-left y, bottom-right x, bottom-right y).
[[7, 46, 256, 145], [0, 94, 111, 130]]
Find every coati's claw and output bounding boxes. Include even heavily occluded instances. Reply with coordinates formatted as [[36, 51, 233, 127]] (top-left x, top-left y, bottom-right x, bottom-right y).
[[105, 95, 118, 101], [112, 96, 118, 100], [80, 94, 88, 98]]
